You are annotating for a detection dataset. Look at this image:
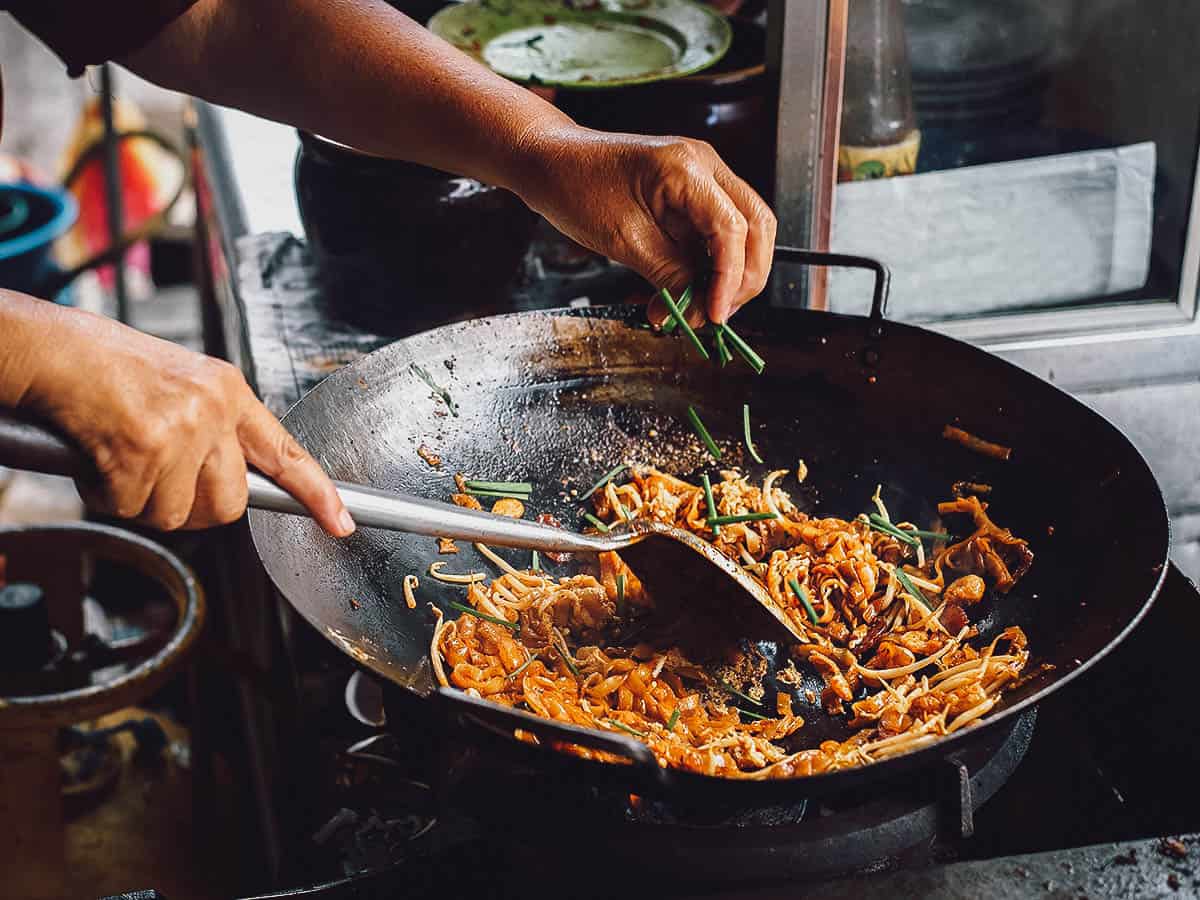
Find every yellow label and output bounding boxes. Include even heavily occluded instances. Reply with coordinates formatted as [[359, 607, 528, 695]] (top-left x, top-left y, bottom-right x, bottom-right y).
[[838, 129, 921, 182]]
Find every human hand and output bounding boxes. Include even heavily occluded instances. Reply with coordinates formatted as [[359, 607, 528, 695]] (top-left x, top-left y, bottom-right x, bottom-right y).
[[514, 126, 776, 327], [6, 298, 353, 535]]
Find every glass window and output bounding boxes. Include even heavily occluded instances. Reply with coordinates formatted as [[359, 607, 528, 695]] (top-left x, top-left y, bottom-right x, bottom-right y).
[[827, 0, 1200, 326]]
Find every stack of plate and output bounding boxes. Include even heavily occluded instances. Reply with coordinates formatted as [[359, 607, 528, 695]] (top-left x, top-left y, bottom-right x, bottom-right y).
[[903, 0, 1052, 130]]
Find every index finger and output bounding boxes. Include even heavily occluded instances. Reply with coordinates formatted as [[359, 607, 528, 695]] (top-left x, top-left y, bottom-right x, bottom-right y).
[[237, 402, 355, 538]]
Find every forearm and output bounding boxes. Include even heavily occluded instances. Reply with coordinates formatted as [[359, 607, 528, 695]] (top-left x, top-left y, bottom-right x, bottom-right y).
[[122, 0, 573, 196]]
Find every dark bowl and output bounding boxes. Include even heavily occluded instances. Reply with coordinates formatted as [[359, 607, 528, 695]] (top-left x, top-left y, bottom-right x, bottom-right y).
[[294, 132, 537, 334]]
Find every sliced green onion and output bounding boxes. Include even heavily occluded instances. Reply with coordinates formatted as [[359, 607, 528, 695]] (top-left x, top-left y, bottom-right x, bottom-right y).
[[661, 285, 692, 333], [666, 708, 681, 732], [701, 473, 720, 535], [616, 573, 626, 610], [716, 323, 765, 374], [687, 405, 722, 461], [607, 719, 647, 738], [464, 480, 532, 494], [447, 600, 519, 632], [718, 679, 763, 707], [867, 513, 920, 547], [908, 529, 955, 542], [739, 709, 770, 722], [411, 363, 460, 416], [464, 488, 533, 501], [788, 577, 820, 625], [660, 287, 710, 360], [714, 326, 732, 366], [582, 463, 628, 500], [893, 567, 932, 609], [531, 550, 540, 572], [613, 495, 630, 521], [583, 513, 610, 533], [556, 638, 580, 677], [707, 511, 779, 526], [742, 404, 764, 464], [507, 654, 538, 680]]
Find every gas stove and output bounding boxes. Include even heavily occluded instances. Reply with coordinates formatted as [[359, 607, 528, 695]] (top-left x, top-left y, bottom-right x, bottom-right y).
[[233, 563, 1200, 899]]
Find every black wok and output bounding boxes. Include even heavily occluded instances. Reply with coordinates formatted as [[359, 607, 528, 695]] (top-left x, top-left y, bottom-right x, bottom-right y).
[[247, 248, 1169, 804]]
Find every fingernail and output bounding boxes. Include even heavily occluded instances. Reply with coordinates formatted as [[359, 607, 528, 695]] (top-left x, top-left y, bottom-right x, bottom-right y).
[[338, 508, 356, 536]]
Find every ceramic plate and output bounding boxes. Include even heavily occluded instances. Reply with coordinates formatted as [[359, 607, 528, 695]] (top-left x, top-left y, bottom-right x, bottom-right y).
[[429, 0, 732, 89]]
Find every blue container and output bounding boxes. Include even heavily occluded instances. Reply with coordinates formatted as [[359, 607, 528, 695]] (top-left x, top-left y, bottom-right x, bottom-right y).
[[0, 182, 79, 304]]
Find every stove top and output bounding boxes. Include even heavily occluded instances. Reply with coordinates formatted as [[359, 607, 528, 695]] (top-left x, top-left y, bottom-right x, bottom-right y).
[[238, 563, 1200, 899]]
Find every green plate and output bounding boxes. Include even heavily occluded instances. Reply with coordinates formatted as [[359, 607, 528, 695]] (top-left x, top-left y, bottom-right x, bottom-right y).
[[429, 0, 732, 89]]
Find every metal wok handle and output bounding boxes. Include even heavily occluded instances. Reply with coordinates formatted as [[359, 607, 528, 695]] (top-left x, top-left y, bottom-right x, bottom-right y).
[[773, 246, 891, 325], [0, 407, 613, 553], [433, 687, 670, 789]]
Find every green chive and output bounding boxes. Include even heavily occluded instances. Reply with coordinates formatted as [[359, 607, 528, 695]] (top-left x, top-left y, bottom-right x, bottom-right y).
[[714, 326, 733, 366], [893, 568, 932, 609], [716, 323, 765, 374], [411, 363, 460, 416], [508, 654, 538, 680], [531, 550, 540, 572], [707, 512, 779, 526], [464, 488, 533, 501], [739, 709, 770, 722], [788, 577, 820, 625], [616, 573, 625, 610], [447, 600, 519, 632], [464, 480, 533, 494], [718, 679, 763, 707], [660, 287, 710, 360], [582, 463, 628, 500], [661, 285, 692, 333], [908, 529, 955, 542], [666, 708, 681, 732], [613, 495, 629, 521], [556, 639, 580, 677], [686, 405, 722, 461], [583, 513, 610, 533], [742, 404, 764, 464], [867, 513, 919, 547], [607, 719, 647, 738], [701, 473, 720, 535]]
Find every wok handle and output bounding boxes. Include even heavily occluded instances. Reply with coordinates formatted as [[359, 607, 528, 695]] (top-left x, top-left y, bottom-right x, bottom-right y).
[[433, 686, 670, 789], [774, 247, 891, 324], [0, 408, 612, 554]]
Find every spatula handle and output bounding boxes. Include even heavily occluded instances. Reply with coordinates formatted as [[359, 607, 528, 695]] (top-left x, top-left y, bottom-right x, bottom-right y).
[[0, 408, 615, 553]]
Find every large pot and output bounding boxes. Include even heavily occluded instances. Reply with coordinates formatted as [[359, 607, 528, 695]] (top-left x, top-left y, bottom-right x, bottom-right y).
[[294, 131, 538, 334], [554, 17, 770, 195]]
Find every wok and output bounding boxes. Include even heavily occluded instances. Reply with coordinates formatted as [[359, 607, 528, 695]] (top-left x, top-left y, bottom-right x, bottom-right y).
[[247, 248, 1167, 803]]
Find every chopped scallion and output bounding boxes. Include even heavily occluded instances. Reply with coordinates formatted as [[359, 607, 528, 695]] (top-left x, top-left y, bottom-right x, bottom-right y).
[[742, 403, 764, 464], [447, 600, 519, 632], [660, 287, 710, 360], [908, 529, 955, 542], [464, 480, 532, 494], [661, 285, 692, 333], [507, 654, 538, 680], [582, 463, 628, 500], [687, 405, 722, 461], [411, 363, 460, 416], [556, 639, 580, 677], [714, 326, 732, 366], [616, 573, 626, 610], [716, 323, 765, 374], [702, 473, 719, 535], [531, 550, 540, 572], [666, 708, 681, 732], [718, 679, 763, 707], [866, 513, 920, 547], [893, 567, 932, 609], [739, 709, 770, 722], [788, 577, 820, 625], [607, 719, 647, 738], [464, 487, 533, 501], [707, 511, 779, 526], [583, 512, 610, 533]]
